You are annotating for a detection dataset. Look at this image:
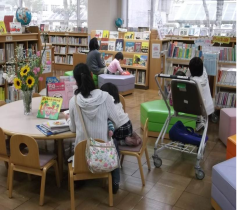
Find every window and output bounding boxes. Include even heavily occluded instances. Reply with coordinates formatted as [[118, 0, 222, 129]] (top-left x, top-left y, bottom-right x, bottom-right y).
[[42, 4, 48, 11]]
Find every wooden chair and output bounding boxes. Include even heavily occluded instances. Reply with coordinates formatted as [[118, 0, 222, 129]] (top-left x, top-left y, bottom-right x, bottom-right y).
[[0, 128, 10, 189], [119, 119, 151, 186], [0, 100, 6, 106], [69, 139, 113, 210], [8, 134, 60, 206], [119, 94, 126, 112]]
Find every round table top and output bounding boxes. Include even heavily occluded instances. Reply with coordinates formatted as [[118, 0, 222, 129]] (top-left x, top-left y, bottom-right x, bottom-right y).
[[0, 97, 76, 140]]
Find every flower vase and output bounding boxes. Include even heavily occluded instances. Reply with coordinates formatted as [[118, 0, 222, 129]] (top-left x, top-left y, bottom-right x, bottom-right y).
[[22, 90, 33, 115]]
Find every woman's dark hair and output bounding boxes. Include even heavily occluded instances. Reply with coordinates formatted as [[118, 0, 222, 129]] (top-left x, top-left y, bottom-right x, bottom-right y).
[[115, 52, 123, 60], [100, 83, 120, 104], [73, 63, 95, 98], [175, 71, 186, 76], [189, 57, 203, 77], [89, 37, 99, 51]]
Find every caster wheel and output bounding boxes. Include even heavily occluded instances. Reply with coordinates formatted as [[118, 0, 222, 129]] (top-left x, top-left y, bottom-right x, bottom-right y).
[[211, 113, 219, 123], [196, 169, 205, 180], [152, 155, 162, 168]]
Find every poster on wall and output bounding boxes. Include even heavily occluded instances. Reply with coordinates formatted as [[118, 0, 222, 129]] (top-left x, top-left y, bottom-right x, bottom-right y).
[[41, 49, 51, 74], [152, 43, 160, 59]]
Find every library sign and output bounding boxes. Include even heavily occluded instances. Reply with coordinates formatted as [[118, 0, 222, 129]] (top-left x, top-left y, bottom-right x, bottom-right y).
[[194, 37, 213, 47], [213, 36, 231, 44]]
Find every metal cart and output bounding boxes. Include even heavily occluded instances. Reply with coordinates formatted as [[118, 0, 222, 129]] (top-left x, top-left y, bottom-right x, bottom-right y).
[[152, 74, 208, 180]]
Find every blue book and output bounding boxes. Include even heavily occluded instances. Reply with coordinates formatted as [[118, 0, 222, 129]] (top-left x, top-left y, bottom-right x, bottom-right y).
[[125, 42, 135, 52], [36, 125, 54, 136]]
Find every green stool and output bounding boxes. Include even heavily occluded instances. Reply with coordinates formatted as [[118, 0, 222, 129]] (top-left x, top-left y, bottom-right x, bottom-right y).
[[64, 71, 98, 87], [141, 100, 196, 138]]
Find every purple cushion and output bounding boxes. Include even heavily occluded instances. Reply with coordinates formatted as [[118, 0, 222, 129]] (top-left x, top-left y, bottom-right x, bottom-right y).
[[119, 143, 142, 152], [39, 153, 56, 167]]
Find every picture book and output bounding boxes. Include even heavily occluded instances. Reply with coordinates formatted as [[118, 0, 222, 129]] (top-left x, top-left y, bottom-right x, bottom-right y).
[[124, 32, 134, 39], [0, 21, 6, 34], [168, 27, 174, 35], [141, 42, 149, 53], [179, 28, 189, 36], [46, 77, 59, 85], [41, 122, 70, 134], [108, 41, 116, 51], [40, 24, 45, 32], [95, 30, 103, 38], [133, 54, 141, 66], [103, 30, 109, 38], [37, 96, 63, 120], [3, 16, 13, 33], [142, 31, 150, 40], [47, 119, 69, 128], [200, 28, 208, 36], [100, 38, 109, 50], [10, 22, 22, 34], [109, 31, 119, 39], [115, 39, 124, 51], [134, 42, 142, 52], [173, 28, 179, 36], [125, 42, 135, 52], [36, 124, 54, 136], [134, 32, 143, 40], [189, 28, 195, 36], [139, 55, 148, 66], [104, 54, 113, 65], [125, 58, 133, 65]]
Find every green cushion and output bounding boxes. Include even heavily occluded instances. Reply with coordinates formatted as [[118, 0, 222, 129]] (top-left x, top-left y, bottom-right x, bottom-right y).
[[141, 100, 196, 133], [64, 71, 73, 76]]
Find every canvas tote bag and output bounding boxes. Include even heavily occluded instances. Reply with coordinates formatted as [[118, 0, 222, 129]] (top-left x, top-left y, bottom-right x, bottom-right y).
[[75, 97, 120, 173]]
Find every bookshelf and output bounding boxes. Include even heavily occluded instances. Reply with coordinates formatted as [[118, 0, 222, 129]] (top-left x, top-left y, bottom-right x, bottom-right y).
[[40, 32, 89, 72], [90, 30, 151, 89], [0, 26, 41, 101]]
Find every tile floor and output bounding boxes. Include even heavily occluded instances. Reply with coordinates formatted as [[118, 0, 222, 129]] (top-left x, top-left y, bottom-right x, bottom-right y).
[[0, 89, 226, 210]]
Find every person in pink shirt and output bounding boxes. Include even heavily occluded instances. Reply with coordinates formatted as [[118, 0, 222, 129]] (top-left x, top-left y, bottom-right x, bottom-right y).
[[107, 52, 124, 74]]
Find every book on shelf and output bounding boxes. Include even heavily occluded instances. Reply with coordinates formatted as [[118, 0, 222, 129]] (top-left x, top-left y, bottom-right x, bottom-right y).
[[215, 92, 236, 108], [125, 42, 135, 52], [0, 21, 6, 33], [200, 28, 209, 36], [168, 27, 174, 35], [217, 68, 236, 86], [134, 42, 142, 52], [50, 36, 67, 44], [122, 58, 133, 66], [101, 53, 113, 65], [0, 87, 5, 101], [115, 39, 124, 51], [133, 54, 141, 66], [0, 49, 4, 63], [5, 43, 14, 62], [95, 30, 103, 38], [141, 42, 149, 53], [3, 16, 13, 33], [139, 55, 148, 67], [67, 55, 73, 65], [127, 69, 136, 76], [134, 32, 143, 40], [124, 32, 134, 39], [9, 22, 22, 34], [194, 28, 201, 36], [100, 38, 109, 50], [108, 41, 115, 51], [166, 65, 189, 75], [54, 55, 66, 64], [103, 30, 109, 38], [68, 37, 88, 45], [137, 71, 146, 85], [142, 32, 150, 40], [219, 46, 236, 62], [109, 31, 119, 39]]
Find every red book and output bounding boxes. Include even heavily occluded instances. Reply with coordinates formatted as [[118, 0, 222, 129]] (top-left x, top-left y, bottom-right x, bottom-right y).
[[4, 16, 14, 32]]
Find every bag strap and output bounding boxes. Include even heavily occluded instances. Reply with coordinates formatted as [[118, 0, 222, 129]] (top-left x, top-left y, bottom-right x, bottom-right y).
[[74, 96, 90, 141]]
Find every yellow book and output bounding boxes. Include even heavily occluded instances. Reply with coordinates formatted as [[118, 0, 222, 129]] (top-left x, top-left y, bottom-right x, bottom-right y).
[[133, 54, 141, 66], [124, 32, 134, 39], [37, 96, 63, 120], [0, 21, 6, 34], [141, 42, 149, 53], [103, 30, 109, 38]]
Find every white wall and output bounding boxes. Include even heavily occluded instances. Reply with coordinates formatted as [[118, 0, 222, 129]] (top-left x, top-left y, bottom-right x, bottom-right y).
[[88, 0, 121, 32]]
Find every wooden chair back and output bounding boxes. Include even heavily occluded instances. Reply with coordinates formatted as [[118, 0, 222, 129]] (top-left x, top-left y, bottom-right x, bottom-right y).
[[73, 139, 104, 174], [0, 100, 6, 106], [10, 135, 41, 169], [119, 94, 126, 112], [140, 118, 149, 153], [33, 93, 41, 98], [0, 128, 7, 156], [73, 53, 87, 68]]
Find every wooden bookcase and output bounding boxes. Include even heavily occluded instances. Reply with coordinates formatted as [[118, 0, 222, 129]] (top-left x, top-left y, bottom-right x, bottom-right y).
[[90, 30, 151, 89], [41, 32, 89, 72], [0, 26, 41, 100]]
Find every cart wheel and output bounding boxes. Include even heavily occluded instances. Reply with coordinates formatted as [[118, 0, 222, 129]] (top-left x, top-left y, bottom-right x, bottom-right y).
[[211, 113, 219, 123], [153, 155, 162, 168], [196, 169, 205, 180]]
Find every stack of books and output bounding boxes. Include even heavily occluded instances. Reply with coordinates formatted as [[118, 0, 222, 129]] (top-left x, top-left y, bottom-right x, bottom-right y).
[[36, 119, 70, 136], [215, 92, 236, 108], [217, 68, 236, 86], [219, 46, 236, 63]]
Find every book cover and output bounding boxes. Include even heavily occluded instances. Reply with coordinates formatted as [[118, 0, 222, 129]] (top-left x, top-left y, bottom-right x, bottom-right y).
[[0, 21, 6, 34], [36, 125, 54, 136], [37, 96, 63, 120], [125, 42, 135, 52], [109, 31, 119, 39], [124, 32, 134, 39], [134, 32, 143, 39], [47, 119, 69, 128], [95, 30, 103, 38], [200, 28, 208, 36], [100, 38, 109, 50], [115, 39, 124, 51], [134, 42, 142, 52], [47, 82, 67, 108], [104, 54, 113, 65], [40, 24, 45, 32], [126, 58, 133, 65], [173, 28, 179, 36], [103, 30, 109, 38], [168, 27, 174, 35], [139, 55, 148, 66], [189, 28, 195, 36], [142, 32, 150, 40], [141, 42, 149, 53], [3, 16, 13, 33], [108, 41, 115, 51], [133, 54, 141, 66]]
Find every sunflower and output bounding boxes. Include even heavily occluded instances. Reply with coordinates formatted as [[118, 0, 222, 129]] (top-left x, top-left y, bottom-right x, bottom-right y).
[[26, 76, 35, 88], [13, 78, 22, 90], [20, 65, 30, 77]]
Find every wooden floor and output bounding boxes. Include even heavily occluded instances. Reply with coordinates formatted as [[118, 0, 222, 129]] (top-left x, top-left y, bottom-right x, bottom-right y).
[[0, 89, 225, 210]]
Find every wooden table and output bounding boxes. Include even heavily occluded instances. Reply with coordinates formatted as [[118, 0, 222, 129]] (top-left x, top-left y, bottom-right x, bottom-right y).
[[0, 97, 76, 181]]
